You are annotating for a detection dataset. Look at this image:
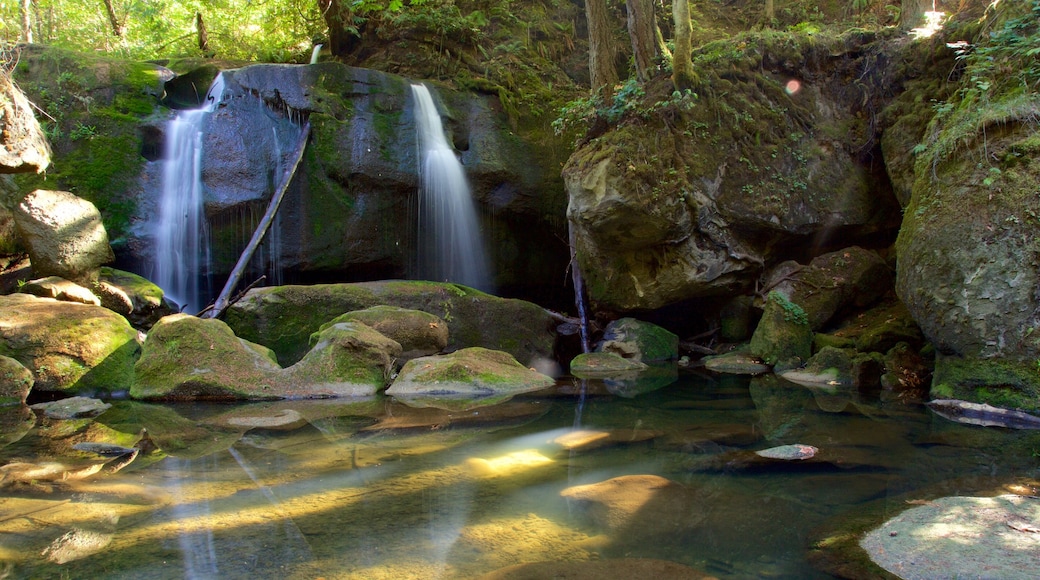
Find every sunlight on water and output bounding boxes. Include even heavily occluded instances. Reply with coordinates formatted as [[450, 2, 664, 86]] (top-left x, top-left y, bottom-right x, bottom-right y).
[[2, 375, 1039, 579]]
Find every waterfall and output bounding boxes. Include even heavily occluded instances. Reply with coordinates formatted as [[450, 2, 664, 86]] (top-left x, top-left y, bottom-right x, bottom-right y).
[[411, 83, 492, 292], [154, 74, 225, 313], [309, 44, 323, 65]]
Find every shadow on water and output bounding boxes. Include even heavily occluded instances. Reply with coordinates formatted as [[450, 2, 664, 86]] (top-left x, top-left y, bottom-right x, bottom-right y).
[[2, 372, 1039, 578]]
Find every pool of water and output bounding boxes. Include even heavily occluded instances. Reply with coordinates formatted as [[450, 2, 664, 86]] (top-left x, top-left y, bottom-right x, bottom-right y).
[[1, 371, 1038, 579]]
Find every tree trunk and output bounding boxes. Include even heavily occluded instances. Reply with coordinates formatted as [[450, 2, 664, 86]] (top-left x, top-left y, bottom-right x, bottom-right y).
[[318, 0, 353, 57], [196, 12, 209, 54], [102, 0, 125, 37], [672, 0, 695, 91], [585, 0, 619, 93], [20, 0, 32, 43], [626, 0, 659, 82], [900, 0, 931, 30], [765, 0, 774, 23]]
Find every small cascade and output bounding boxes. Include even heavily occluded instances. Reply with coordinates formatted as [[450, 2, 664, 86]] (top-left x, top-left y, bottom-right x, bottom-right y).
[[310, 44, 323, 65], [411, 83, 492, 292], [154, 74, 226, 313]]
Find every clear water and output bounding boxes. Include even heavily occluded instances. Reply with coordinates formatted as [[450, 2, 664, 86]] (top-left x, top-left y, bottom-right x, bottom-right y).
[[412, 84, 493, 292], [1, 373, 1038, 579], [153, 75, 225, 314]]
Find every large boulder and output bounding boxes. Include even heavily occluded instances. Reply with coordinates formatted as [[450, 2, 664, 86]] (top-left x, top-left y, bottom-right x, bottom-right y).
[[0, 70, 51, 174], [596, 317, 678, 363], [315, 305, 447, 361], [284, 321, 401, 397], [749, 291, 813, 370], [0, 294, 140, 394], [224, 281, 555, 366], [563, 31, 901, 310], [13, 189, 114, 284], [386, 347, 554, 400]]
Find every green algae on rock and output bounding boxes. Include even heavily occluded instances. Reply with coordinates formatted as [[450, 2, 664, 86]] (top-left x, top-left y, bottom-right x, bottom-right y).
[[387, 347, 554, 406], [314, 305, 448, 361], [749, 291, 812, 371]]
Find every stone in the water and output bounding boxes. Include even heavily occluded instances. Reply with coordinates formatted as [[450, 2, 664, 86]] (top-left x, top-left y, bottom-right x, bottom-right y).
[[755, 444, 818, 460], [72, 442, 137, 457], [42, 528, 113, 564], [560, 474, 702, 534], [31, 397, 112, 419], [926, 398, 1040, 429], [225, 409, 308, 431]]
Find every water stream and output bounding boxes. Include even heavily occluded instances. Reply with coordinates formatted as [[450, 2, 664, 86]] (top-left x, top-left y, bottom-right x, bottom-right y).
[[411, 84, 493, 292], [2, 373, 1037, 578]]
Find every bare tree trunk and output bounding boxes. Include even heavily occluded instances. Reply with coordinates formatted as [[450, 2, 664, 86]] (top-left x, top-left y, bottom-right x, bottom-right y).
[[585, 0, 619, 93], [102, 0, 126, 37], [626, 0, 659, 82], [765, 0, 774, 23], [900, 0, 931, 30], [196, 11, 209, 54], [672, 0, 695, 91], [20, 0, 33, 43]]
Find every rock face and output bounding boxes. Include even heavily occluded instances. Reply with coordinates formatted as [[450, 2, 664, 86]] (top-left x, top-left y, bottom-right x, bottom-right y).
[[0, 294, 140, 394], [224, 281, 555, 366], [564, 32, 901, 311], [130, 62, 567, 296], [14, 190, 114, 284], [0, 71, 51, 174]]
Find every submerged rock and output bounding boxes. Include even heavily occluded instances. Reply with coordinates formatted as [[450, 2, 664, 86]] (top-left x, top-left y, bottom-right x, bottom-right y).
[[477, 558, 718, 580], [30, 396, 111, 419], [560, 474, 702, 538]]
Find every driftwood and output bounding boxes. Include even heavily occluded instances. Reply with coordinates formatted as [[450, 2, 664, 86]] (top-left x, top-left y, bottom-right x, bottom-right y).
[[206, 121, 310, 319]]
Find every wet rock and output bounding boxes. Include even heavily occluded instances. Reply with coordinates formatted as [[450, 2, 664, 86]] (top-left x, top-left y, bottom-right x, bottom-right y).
[[225, 409, 308, 431], [755, 443, 818, 460], [570, 352, 647, 374], [386, 347, 554, 404], [0, 70, 51, 174], [477, 558, 718, 580], [0, 405, 35, 449], [31, 396, 111, 419], [19, 275, 100, 306], [224, 281, 555, 367], [314, 305, 447, 361], [861, 494, 1040, 579], [552, 428, 663, 453], [702, 348, 771, 375], [780, 346, 883, 389], [926, 398, 1040, 429], [596, 318, 678, 363], [749, 292, 812, 372], [13, 189, 113, 285], [0, 294, 140, 394], [0, 354, 32, 406]]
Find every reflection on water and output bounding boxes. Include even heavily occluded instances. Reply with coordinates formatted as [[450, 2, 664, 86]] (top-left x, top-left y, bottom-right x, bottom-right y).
[[2, 373, 1039, 579]]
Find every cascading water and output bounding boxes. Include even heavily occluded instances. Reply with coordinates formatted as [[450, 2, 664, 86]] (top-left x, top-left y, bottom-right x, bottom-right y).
[[411, 84, 493, 292], [154, 74, 225, 313]]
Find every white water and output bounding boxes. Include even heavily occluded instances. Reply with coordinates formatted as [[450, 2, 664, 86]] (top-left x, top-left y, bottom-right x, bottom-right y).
[[154, 74, 225, 313], [411, 84, 492, 291], [310, 44, 323, 65]]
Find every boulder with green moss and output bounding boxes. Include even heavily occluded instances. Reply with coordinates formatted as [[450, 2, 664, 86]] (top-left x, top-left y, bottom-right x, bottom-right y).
[[95, 267, 175, 329], [749, 292, 813, 371], [132, 314, 282, 400], [596, 317, 678, 363], [570, 352, 648, 374], [224, 281, 554, 366], [386, 347, 554, 403], [0, 294, 140, 394], [780, 346, 883, 389], [314, 305, 447, 361], [0, 354, 32, 406], [285, 321, 401, 398]]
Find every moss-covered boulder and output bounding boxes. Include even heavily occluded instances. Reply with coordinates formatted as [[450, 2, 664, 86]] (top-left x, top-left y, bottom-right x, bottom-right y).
[[780, 346, 883, 389], [749, 292, 813, 371], [0, 354, 32, 406], [386, 347, 554, 400], [95, 267, 175, 329], [0, 294, 139, 395], [0, 69, 51, 174], [13, 189, 114, 284], [762, 247, 892, 331], [132, 314, 282, 400], [19, 276, 100, 306], [596, 317, 678, 363], [314, 305, 447, 361], [285, 321, 401, 398], [570, 352, 648, 374], [564, 30, 902, 310], [224, 281, 555, 366]]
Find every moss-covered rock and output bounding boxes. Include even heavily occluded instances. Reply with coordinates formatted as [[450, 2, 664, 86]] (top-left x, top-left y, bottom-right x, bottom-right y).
[[780, 346, 883, 389], [132, 314, 281, 400], [930, 354, 1040, 414], [0, 294, 139, 395], [314, 305, 447, 361], [96, 267, 175, 330], [285, 321, 401, 397], [570, 351, 648, 374], [749, 291, 813, 371], [0, 354, 32, 406], [386, 347, 554, 405], [596, 317, 678, 363], [224, 281, 555, 366]]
